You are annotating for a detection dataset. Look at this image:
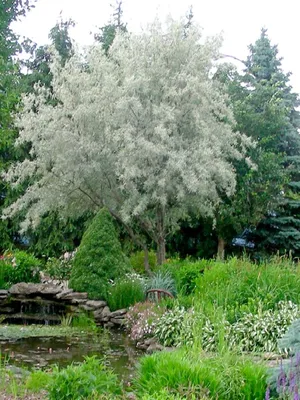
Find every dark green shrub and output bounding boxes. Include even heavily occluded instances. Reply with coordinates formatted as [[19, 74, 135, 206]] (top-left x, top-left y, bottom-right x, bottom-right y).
[[130, 250, 157, 274], [69, 208, 130, 300], [49, 356, 122, 400], [107, 276, 145, 311], [135, 349, 267, 399]]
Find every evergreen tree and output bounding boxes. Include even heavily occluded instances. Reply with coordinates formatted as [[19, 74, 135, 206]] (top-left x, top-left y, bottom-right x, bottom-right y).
[[21, 17, 75, 94], [94, 0, 127, 53], [69, 208, 130, 299], [212, 29, 300, 258], [0, 0, 36, 250], [244, 30, 300, 255]]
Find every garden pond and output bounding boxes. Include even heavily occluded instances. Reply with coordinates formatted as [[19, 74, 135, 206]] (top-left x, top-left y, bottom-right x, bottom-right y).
[[0, 325, 142, 382]]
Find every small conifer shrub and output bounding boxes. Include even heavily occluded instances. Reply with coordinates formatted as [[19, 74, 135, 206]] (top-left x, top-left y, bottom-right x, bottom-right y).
[[69, 208, 130, 299]]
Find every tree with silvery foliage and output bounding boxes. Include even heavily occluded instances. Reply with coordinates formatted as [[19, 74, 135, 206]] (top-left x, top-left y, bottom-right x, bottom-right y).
[[3, 18, 252, 265]]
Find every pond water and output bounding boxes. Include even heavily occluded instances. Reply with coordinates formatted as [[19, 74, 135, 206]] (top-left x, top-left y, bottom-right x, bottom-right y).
[[0, 328, 142, 382]]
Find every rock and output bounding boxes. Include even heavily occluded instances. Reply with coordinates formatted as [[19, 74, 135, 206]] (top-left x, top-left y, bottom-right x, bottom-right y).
[[136, 341, 148, 350], [144, 337, 157, 346], [42, 285, 63, 296], [9, 283, 61, 296], [80, 304, 95, 311], [0, 290, 8, 296], [110, 317, 126, 325], [55, 289, 73, 299], [60, 292, 88, 300], [71, 298, 87, 305], [85, 300, 107, 309], [93, 309, 105, 319], [0, 307, 14, 313], [104, 322, 114, 328], [146, 342, 164, 353], [109, 309, 127, 318], [100, 306, 111, 318], [263, 352, 282, 360]]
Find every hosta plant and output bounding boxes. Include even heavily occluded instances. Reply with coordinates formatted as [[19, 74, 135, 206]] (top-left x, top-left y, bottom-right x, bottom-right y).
[[155, 306, 186, 347], [230, 301, 300, 352]]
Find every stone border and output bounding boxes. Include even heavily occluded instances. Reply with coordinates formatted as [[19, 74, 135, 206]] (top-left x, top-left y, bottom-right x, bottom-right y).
[[0, 283, 127, 328]]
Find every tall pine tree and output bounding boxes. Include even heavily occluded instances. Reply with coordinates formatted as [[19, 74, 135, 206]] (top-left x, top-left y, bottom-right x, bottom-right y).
[[247, 30, 300, 255], [217, 29, 300, 257]]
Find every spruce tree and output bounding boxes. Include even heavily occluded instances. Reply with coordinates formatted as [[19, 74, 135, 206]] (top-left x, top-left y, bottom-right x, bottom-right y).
[[212, 29, 300, 258], [245, 30, 300, 255], [69, 208, 130, 300]]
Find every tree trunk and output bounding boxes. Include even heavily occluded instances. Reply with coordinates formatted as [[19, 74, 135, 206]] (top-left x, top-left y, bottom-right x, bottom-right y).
[[217, 237, 226, 260], [143, 245, 152, 276], [156, 206, 166, 265], [157, 237, 166, 265]]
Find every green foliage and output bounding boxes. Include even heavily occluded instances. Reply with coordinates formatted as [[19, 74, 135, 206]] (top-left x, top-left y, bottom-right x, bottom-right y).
[[107, 276, 146, 311], [195, 257, 300, 322], [147, 271, 177, 297], [135, 349, 267, 399], [0, 1, 36, 251], [0, 250, 41, 286], [230, 301, 300, 353], [0, 259, 13, 289], [25, 369, 52, 392], [48, 356, 122, 400], [27, 212, 91, 259], [44, 255, 73, 281], [154, 306, 186, 347], [94, 0, 127, 54], [71, 313, 98, 332], [130, 250, 157, 274], [69, 208, 130, 300], [171, 259, 208, 295]]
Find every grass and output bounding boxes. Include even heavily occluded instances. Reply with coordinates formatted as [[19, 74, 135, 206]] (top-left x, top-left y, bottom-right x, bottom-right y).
[[135, 348, 267, 399], [193, 257, 300, 322], [107, 278, 145, 311]]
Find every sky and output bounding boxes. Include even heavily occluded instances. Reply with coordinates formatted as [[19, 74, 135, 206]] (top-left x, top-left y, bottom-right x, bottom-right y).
[[13, 0, 300, 92]]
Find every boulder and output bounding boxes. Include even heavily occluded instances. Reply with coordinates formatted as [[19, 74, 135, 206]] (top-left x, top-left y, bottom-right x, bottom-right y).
[[104, 322, 115, 328], [56, 289, 74, 299], [110, 317, 126, 326], [9, 283, 61, 297], [101, 306, 111, 317], [71, 298, 88, 305], [85, 300, 107, 309], [80, 304, 95, 312], [146, 342, 164, 353], [60, 292, 88, 301], [109, 309, 127, 318], [94, 306, 111, 320]]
